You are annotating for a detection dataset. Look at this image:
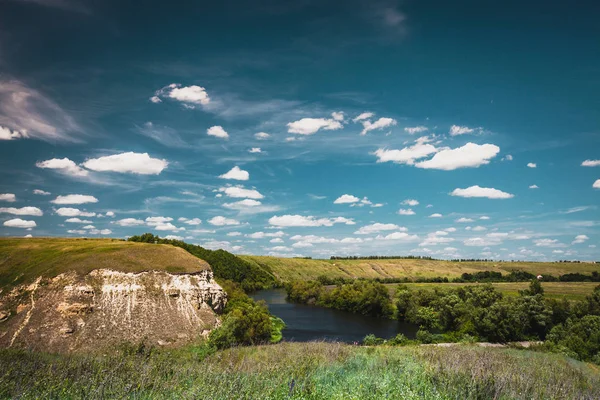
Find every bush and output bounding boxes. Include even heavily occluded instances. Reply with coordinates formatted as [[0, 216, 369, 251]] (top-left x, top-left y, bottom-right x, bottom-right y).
[[362, 334, 385, 346]]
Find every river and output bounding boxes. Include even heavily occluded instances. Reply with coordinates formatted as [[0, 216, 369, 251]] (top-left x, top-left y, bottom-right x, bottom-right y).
[[251, 288, 419, 343]]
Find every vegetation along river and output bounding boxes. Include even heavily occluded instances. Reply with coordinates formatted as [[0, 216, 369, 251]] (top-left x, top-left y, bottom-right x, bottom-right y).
[[251, 288, 419, 343]]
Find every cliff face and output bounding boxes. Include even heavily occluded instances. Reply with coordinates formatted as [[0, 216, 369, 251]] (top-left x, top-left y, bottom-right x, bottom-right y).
[[0, 269, 226, 353]]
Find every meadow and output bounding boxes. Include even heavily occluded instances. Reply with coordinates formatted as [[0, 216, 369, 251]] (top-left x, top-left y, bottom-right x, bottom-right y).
[[0, 342, 598, 399]]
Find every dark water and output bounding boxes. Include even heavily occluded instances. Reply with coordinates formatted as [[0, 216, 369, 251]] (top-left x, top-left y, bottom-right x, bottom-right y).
[[251, 288, 419, 343]]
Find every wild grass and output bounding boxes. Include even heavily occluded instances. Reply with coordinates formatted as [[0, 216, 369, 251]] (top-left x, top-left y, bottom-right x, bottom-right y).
[[387, 282, 599, 301], [241, 255, 599, 283], [0, 238, 209, 289], [0, 342, 598, 399]]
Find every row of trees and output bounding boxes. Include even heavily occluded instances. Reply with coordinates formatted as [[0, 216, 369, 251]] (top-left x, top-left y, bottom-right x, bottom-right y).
[[330, 255, 435, 260]]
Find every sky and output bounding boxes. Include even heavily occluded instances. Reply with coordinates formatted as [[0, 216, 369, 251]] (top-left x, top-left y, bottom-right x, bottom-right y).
[[0, 0, 599, 260]]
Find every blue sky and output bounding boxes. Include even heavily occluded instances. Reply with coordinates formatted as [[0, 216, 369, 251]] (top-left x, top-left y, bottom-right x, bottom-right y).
[[0, 0, 599, 260]]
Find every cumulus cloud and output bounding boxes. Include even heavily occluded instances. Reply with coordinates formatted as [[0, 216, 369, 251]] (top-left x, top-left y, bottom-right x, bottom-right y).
[[479, 216, 490, 220], [374, 143, 437, 164], [354, 223, 406, 235], [254, 132, 270, 140], [105, 211, 115, 217], [0, 207, 43, 216], [0, 193, 16, 202], [207, 125, 229, 139], [415, 143, 500, 170], [115, 218, 145, 226], [223, 199, 262, 209], [404, 126, 428, 134], [420, 232, 455, 246], [145, 216, 173, 226], [0, 125, 25, 140], [331, 111, 344, 121], [218, 186, 264, 199], [401, 199, 419, 206], [268, 215, 354, 227], [153, 222, 185, 232], [429, 213, 443, 218], [179, 217, 202, 225], [582, 160, 600, 167], [456, 217, 474, 223], [83, 152, 168, 175], [449, 125, 475, 136], [572, 235, 589, 244], [529, 184, 539, 189], [360, 117, 397, 135], [502, 154, 513, 161], [36, 157, 88, 177], [248, 147, 262, 153], [51, 194, 98, 205], [247, 231, 285, 239], [219, 166, 249, 181], [450, 185, 514, 199], [534, 239, 565, 248], [3, 218, 36, 228], [527, 163, 537, 168], [375, 232, 419, 241], [463, 237, 502, 247], [334, 194, 360, 204], [167, 85, 210, 105], [287, 117, 343, 135], [594, 179, 600, 189], [397, 208, 415, 215], [65, 218, 93, 223], [55, 207, 96, 217], [33, 189, 51, 195], [208, 216, 240, 226], [352, 112, 374, 122]]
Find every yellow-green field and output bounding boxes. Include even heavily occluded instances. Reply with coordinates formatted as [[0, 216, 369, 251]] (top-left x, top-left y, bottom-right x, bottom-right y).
[[0, 238, 209, 288], [242, 255, 599, 282], [387, 282, 599, 301]]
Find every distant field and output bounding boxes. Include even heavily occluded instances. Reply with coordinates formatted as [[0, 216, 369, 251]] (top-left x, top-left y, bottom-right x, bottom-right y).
[[241, 255, 599, 283], [387, 282, 599, 301], [0, 238, 209, 289]]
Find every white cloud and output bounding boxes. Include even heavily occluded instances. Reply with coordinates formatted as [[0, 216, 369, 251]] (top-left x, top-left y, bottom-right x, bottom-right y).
[[463, 237, 503, 247], [219, 166, 249, 181], [179, 217, 202, 226], [146, 216, 173, 226], [0, 207, 43, 216], [207, 125, 229, 139], [223, 199, 262, 209], [166, 84, 210, 105], [404, 126, 427, 134], [105, 211, 115, 217], [0, 125, 25, 140], [340, 237, 364, 244], [248, 147, 262, 153], [397, 208, 415, 215], [360, 117, 397, 135], [0, 193, 16, 202], [149, 96, 162, 103], [354, 223, 406, 235], [164, 235, 184, 240], [51, 194, 98, 205], [227, 231, 242, 237], [445, 227, 457, 232], [290, 235, 338, 244], [334, 194, 360, 204], [449, 125, 475, 136], [247, 231, 285, 239], [115, 218, 145, 226], [208, 216, 240, 226], [376, 232, 419, 241], [83, 152, 168, 175], [529, 185, 539, 189], [572, 235, 589, 244], [456, 217, 474, 223], [420, 233, 455, 246], [352, 112, 374, 122], [218, 186, 264, 199], [401, 199, 419, 206], [331, 111, 344, 121], [594, 179, 600, 189], [56, 207, 96, 217], [36, 157, 88, 177], [254, 132, 270, 140], [451, 185, 514, 199], [533, 239, 565, 248], [33, 189, 50, 195], [415, 143, 500, 170], [502, 154, 513, 161], [82, 225, 95, 229], [374, 143, 437, 164], [479, 216, 490, 220], [287, 117, 343, 135], [527, 163, 537, 168], [65, 218, 93, 223], [269, 215, 354, 227], [472, 226, 487, 231], [153, 222, 185, 232], [429, 213, 443, 218], [292, 242, 314, 248], [3, 218, 36, 228], [582, 159, 600, 167]]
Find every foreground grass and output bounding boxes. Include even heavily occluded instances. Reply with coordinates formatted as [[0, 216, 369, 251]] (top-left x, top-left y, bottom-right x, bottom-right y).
[[0, 238, 209, 288], [387, 282, 599, 301], [0, 342, 598, 399], [242, 255, 598, 283]]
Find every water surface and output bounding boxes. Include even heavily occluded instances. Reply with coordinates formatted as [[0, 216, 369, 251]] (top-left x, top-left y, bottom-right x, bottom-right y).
[[252, 288, 418, 343]]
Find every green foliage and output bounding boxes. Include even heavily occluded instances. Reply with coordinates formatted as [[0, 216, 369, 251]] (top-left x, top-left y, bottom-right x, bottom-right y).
[[362, 334, 385, 346], [547, 315, 600, 363]]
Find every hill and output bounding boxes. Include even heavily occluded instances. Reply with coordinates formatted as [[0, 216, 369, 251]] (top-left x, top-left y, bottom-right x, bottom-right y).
[[241, 255, 599, 282]]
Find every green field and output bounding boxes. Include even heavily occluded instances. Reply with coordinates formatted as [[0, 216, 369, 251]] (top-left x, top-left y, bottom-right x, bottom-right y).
[[1, 342, 598, 399], [388, 282, 600, 301], [242, 255, 599, 282], [0, 238, 209, 289]]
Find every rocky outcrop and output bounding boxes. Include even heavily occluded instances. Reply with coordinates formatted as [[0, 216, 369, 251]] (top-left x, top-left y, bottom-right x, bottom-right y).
[[0, 269, 226, 353]]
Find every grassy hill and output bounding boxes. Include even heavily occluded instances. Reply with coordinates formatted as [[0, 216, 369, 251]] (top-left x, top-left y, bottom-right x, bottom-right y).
[[0, 238, 210, 289], [241, 255, 599, 282]]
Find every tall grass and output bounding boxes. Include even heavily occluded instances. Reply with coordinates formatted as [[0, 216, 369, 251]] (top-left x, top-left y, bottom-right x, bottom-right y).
[[0, 342, 598, 399]]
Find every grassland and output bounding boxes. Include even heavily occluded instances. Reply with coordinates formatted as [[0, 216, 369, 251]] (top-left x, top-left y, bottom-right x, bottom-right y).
[[0, 238, 209, 289], [387, 282, 600, 301], [242, 255, 599, 282], [0, 342, 598, 399]]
